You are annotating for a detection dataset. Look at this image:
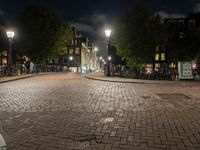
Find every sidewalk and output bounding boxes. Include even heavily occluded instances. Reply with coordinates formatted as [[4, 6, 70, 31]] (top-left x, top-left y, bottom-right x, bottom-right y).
[[0, 73, 47, 83], [85, 72, 180, 84]]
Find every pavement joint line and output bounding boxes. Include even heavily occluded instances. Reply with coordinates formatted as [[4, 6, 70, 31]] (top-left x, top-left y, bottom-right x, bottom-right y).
[[84, 75, 161, 84]]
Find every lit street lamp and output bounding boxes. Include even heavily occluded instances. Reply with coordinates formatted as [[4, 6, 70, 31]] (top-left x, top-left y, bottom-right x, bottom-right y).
[[6, 30, 15, 75], [94, 47, 98, 52], [104, 28, 112, 76], [6, 30, 15, 66], [69, 56, 73, 61]]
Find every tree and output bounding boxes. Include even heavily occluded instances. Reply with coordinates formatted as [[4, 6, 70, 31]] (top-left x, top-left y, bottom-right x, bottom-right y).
[[14, 4, 72, 63], [114, 0, 165, 66], [0, 19, 7, 52], [50, 22, 72, 58]]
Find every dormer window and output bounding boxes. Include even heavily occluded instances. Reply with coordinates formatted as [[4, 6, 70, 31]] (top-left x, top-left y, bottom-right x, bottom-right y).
[[189, 20, 195, 28], [178, 20, 184, 28]]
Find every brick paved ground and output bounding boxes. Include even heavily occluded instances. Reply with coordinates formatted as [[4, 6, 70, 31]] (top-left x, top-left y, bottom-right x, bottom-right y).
[[0, 73, 200, 150]]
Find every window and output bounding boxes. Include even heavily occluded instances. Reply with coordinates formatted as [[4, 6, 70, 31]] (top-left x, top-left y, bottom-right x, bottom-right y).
[[179, 20, 184, 28], [69, 48, 74, 54], [169, 62, 176, 68], [155, 53, 159, 61], [70, 40, 74, 45], [155, 46, 159, 52], [75, 47, 80, 54], [189, 20, 195, 28], [74, 56, 80, 65], [64, 58, 67, 64], [161, 53, 165, 61], [179, 32, 185, 39]]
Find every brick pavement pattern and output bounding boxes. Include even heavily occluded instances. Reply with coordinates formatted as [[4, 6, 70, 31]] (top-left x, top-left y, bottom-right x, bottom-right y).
[[0, 73, 200, 149]]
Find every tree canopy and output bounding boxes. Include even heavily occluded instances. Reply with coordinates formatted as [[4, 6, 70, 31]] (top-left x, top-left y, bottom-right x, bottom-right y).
[[14, 4, 72, 63], [114, 0, 165, 66], [0, 19, 8, 52]]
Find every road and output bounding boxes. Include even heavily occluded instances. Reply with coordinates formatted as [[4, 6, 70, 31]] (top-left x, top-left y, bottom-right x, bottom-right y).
[[0, 73, 200, 150]]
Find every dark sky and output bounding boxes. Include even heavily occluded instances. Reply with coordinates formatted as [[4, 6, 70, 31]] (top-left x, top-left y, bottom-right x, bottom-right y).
[[0, 0, 200, 57], [1, 0, 199, 21]]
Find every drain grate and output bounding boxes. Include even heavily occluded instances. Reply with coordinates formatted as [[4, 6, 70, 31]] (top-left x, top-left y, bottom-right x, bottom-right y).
[[158, 94, 191, 100], [141, 96, 152, 99]]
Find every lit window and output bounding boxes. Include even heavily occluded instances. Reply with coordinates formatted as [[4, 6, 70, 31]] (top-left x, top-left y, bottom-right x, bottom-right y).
[[75, 48, 80, 54], [69, 48, 74, 54], [169, 62, 176, 68], [161, 53, 165, 61], [155, 53, 159, 61]]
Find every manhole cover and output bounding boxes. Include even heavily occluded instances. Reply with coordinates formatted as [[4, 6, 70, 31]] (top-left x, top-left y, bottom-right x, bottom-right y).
[[158, 94, 191, 100]]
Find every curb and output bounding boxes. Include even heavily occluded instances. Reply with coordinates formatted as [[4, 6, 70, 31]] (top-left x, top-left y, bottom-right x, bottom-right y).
[[0, 133, 6, 150], [84, 75, 161, 84], [0, 73, 47, 84]]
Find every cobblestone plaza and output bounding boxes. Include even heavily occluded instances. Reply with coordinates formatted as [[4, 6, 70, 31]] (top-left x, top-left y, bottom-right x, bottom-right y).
[[0, 73, 200, 150]]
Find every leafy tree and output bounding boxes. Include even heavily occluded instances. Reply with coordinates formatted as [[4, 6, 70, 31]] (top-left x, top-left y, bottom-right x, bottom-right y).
[[0, 19, 7, 52], [14, 4, 72, 63], [50, 22, 72, 58], [114, 0, 165, 66]]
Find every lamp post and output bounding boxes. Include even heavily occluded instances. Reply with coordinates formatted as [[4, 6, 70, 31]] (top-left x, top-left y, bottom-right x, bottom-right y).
[[104, 28, 112, 76], [6, 30, 15, 75], [99, 56, 103, 71]]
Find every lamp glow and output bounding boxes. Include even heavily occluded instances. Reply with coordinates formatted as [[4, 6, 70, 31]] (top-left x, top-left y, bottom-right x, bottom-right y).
[[6, 30, 15, 39], [104, 29, 112, 38], [69, 56, 73, 61]]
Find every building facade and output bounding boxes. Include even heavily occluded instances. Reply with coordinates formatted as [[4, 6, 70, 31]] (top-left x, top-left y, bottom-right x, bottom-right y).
[[50, 29, 98, 73]]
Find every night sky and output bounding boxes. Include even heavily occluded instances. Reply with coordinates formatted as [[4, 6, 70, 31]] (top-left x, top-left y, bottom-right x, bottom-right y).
[[0, 0, 200, 57]]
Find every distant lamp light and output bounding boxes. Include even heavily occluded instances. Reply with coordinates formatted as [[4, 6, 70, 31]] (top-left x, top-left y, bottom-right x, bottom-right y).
[[192, 64, 196, 69], [6, 30, 15, 39], [69, 56, 73, 61], [104, 28, 112, 38], [100, 56, 102, 60], [108, 56, 111, 61], [94, 47, 98, 52]]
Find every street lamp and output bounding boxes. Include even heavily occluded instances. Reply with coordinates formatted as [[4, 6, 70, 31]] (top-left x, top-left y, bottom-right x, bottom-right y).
[[105, 29, 112, 38], [94, 47, 98, 52], [104, 28, 112, 76], [6, 30, 15, 75], [108, 56, 111, 61], [69, 56, 73, 61]]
